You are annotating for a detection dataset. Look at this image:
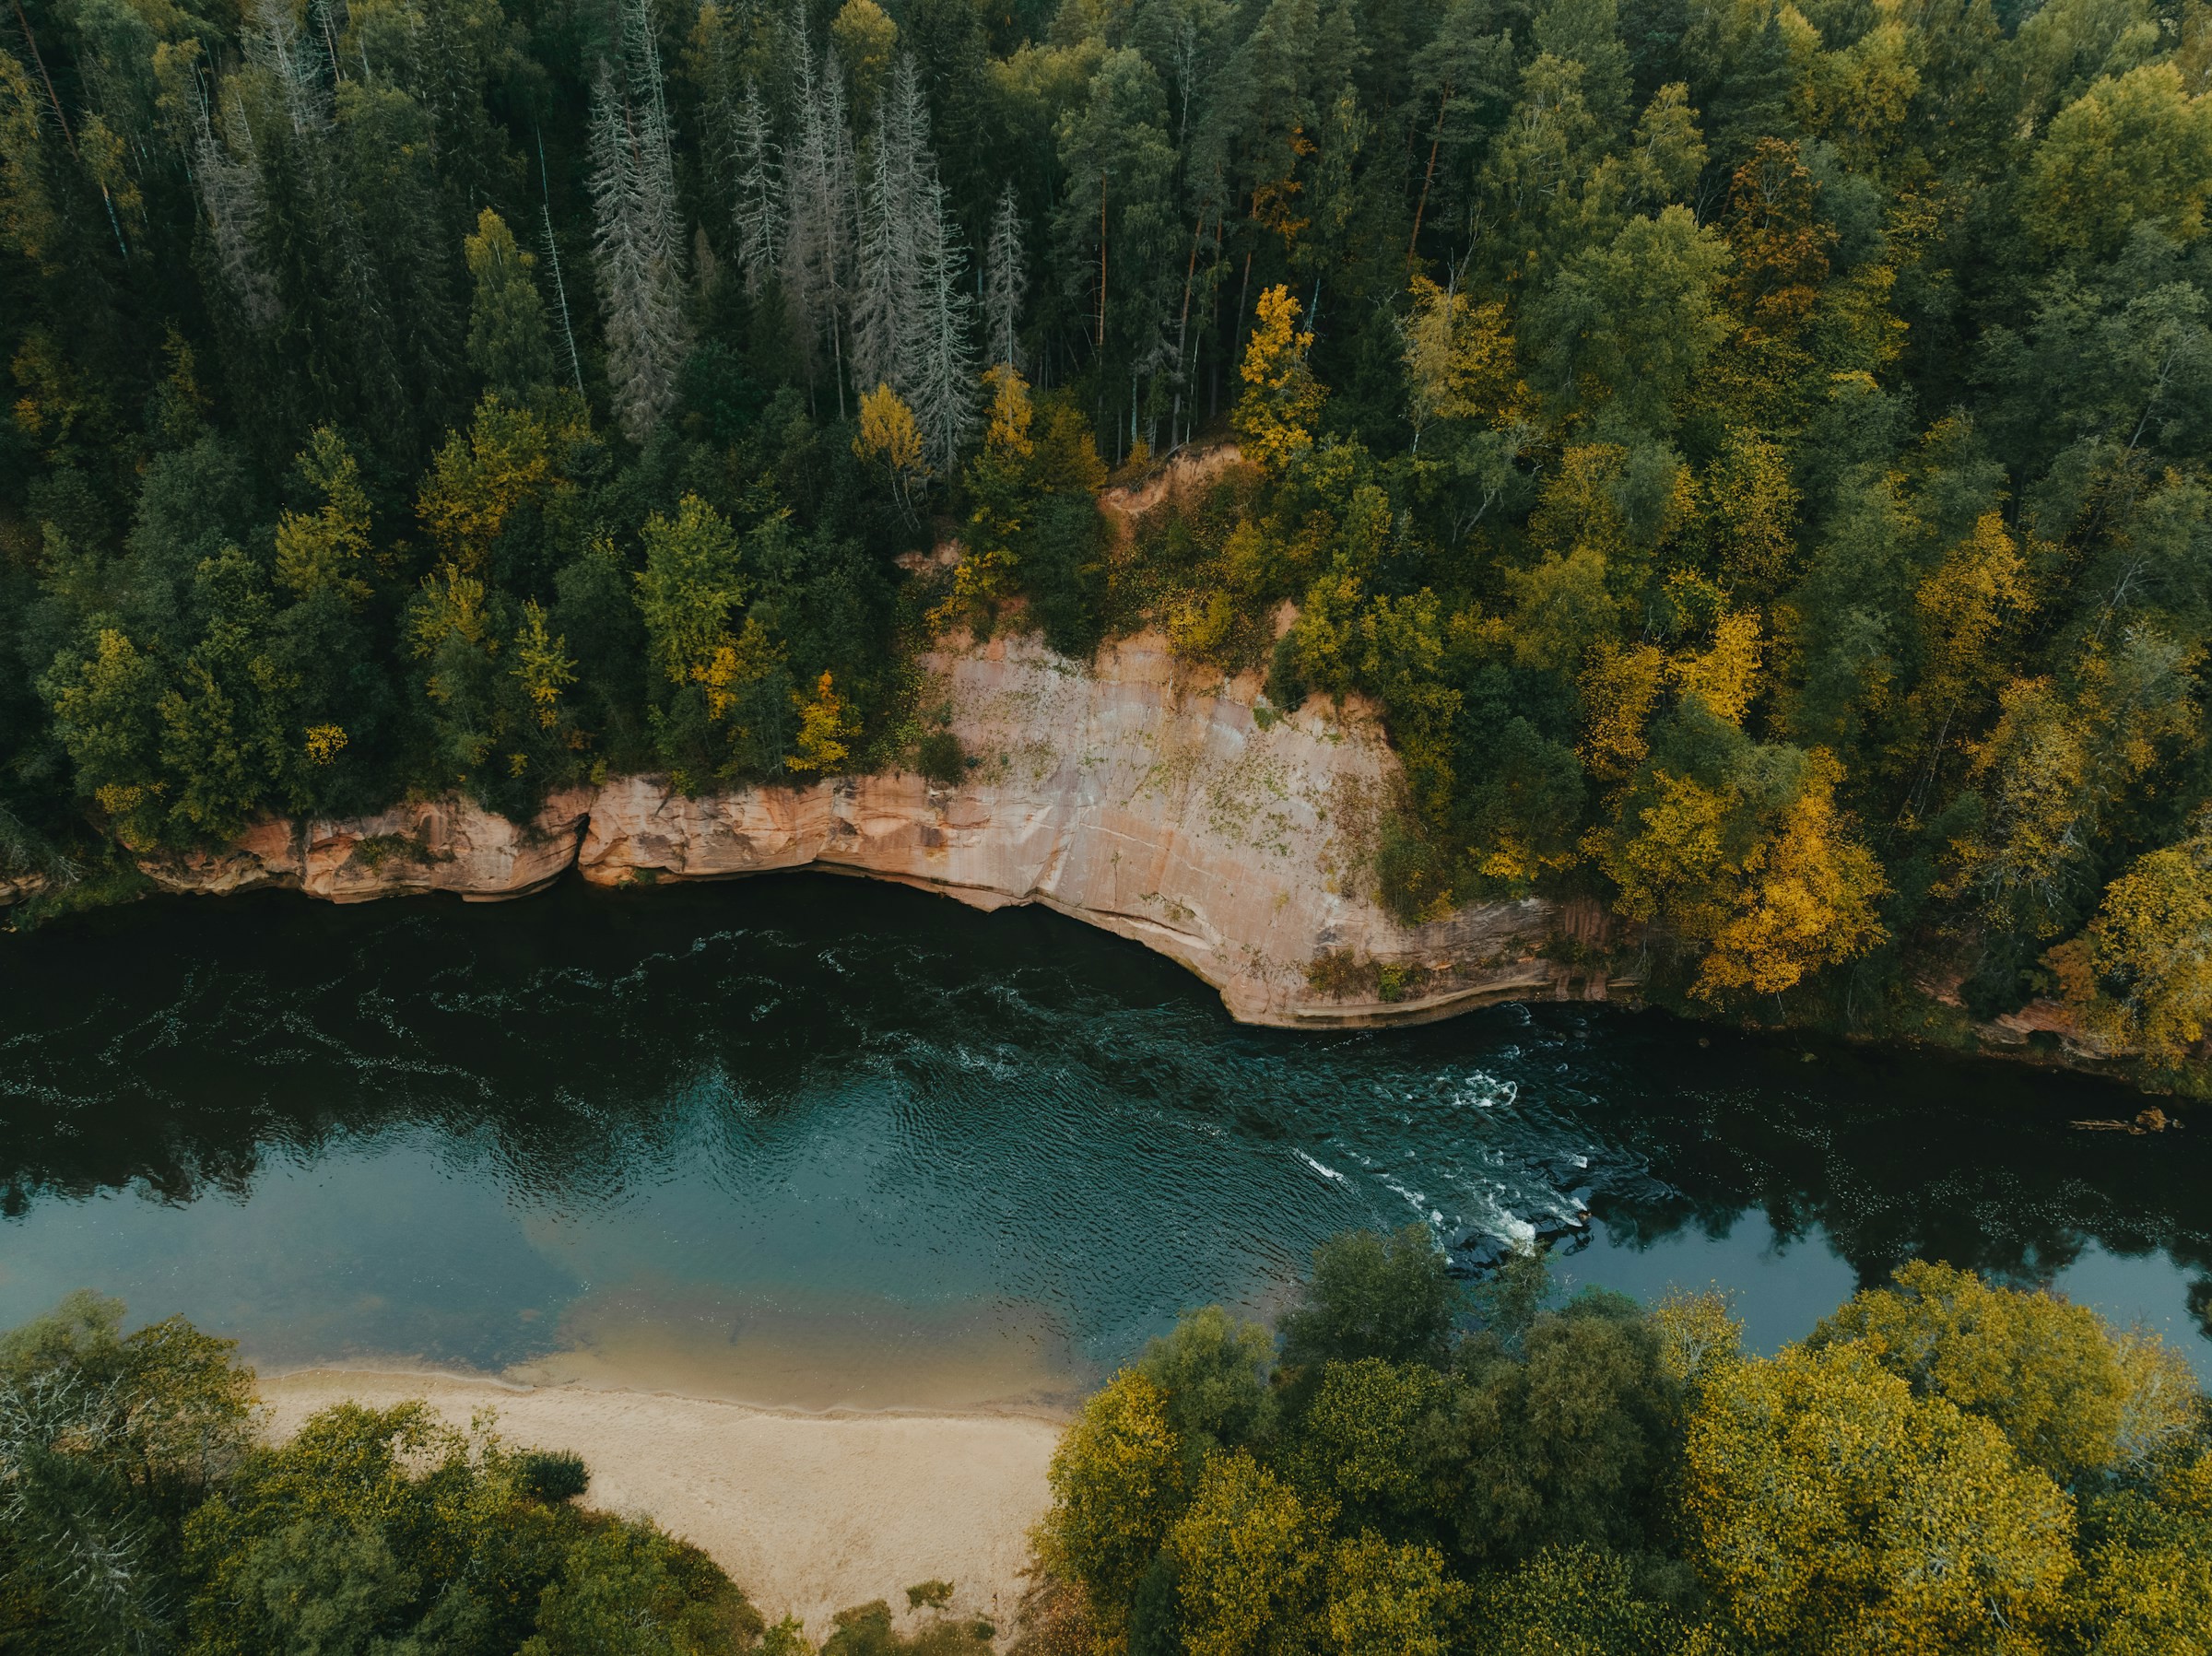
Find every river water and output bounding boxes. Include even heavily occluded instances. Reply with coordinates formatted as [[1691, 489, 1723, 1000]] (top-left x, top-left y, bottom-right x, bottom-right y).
[[3, 875, 2207, 1407]]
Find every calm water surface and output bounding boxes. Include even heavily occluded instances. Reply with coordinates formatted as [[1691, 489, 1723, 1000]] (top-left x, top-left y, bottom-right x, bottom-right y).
[[3, 876, 2207, 1406]]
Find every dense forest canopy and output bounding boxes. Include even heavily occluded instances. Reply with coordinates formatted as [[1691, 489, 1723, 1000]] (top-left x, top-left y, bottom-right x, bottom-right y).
[[9, 1244, 2210, 1653], [6, 0, 2212, 1053], [1033, 1229, 2212, 1656]]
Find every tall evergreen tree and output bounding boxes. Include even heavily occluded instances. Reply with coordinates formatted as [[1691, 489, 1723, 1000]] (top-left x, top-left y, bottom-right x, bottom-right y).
[[909, 171, 979, 471], [731, 79, 782, 299], [982, 181, 1028, 371], [779, 18, 858, 416], [588, 0, 689, 443]]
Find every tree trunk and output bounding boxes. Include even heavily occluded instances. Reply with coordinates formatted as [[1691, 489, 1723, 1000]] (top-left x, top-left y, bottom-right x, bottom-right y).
[[1407, 85, 1452, 267]]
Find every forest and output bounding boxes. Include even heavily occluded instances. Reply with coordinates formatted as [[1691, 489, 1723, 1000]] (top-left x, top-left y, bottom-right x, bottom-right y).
[[11, 1239, 2209, 1654], [5, 0, 2212, 1053], [0, 1291, 1000, 1653], [1032, 1228, 2212, 1656]]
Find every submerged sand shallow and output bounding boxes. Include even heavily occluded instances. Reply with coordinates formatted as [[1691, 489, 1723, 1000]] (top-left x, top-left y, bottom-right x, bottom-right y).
[[259, 1368, 1064, 1639]]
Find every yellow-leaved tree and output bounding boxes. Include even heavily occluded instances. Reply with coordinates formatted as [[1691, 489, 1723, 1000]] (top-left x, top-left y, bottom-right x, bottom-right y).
[[417, 395, 575, 578], [511, 601, 577, 733], [1670, 610, 1763, 726], [1321, 1532, 1456, 1656], [854, 382, 929, 525], [275, 428, 373, 604], [1166, 1451, 1331, 1656], [1698, 429, 1800, 600], [2074, 1448, 2212, 1654], [1600, 744, 1888, 1002], [1399, 276, 1518, 452], [2066, 820, 2212, 1063], [1234, 286, 1325, 475], [785, 671, 855, 775], [1806, 1260, 2199, 1488], [1039, 1371, 1190, 1639], [1684, 1341, 2077, 1653], [1896, 510, 2034, 795]]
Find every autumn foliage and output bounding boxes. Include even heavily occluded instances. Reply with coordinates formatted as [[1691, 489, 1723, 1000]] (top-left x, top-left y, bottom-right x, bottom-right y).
[[1039, 1237, 2212, 1656]]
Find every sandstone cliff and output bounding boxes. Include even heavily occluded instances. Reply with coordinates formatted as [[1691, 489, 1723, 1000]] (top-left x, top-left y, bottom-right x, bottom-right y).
[[124, 631, 1614, 1028]]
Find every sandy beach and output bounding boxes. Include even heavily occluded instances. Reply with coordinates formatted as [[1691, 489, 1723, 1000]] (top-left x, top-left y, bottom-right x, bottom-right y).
[[259, 1369, 1065, 1638]]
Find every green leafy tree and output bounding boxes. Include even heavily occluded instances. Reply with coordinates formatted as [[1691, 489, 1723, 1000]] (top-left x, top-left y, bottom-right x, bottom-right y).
[[2027, 65, 2212, 256], [0, 1293, 255, 1654], [1135, 1306, 1278, 1477], [274, 429, 373, 605], [1166, 1452, 1331, 1656], [1467, 1546, 1683, 1656], [1277, 1227, 1461, 1372], [465, 208, 558, 403], [1682, 1343, 2077, 1654], [1040, 1372, 1190, 1637]]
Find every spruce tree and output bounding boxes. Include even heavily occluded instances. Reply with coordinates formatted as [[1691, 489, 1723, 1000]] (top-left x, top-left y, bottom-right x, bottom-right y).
[[909, 173, 978, 472], [982, 181, 1027, 371], [588, 0, 689, 443]]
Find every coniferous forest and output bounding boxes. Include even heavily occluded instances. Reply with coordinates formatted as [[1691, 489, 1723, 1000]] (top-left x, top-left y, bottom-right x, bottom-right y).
[[5, 0, 2212, 1060]]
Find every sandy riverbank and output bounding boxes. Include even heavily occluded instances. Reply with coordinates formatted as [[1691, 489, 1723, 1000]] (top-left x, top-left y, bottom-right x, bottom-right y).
[[259, 1369, 1065, 1639]]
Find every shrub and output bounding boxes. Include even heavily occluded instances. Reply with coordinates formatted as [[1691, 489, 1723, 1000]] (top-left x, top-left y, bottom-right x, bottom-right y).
[[917, 731, 968, 789], [1375, 819, 1456, 926], [519, 1449, 591, 1503]]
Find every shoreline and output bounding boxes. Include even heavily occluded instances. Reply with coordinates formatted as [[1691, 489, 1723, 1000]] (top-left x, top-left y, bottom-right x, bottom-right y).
[[261, 1361, 1079, 1422], [257, 1367, 1065, 1639]]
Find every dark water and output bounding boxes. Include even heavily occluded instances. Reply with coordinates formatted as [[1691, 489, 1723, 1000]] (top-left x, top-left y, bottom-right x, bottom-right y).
[[4, 875, 2208, 1405]]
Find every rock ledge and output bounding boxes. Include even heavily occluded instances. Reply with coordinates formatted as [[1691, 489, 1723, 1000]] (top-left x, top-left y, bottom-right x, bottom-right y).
[[131, 633, 1617, 1028]]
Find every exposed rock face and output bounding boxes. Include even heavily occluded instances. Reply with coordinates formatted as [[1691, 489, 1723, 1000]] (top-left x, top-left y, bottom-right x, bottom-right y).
[[0, 871, 50, 908], [578, 633, 1598, 1025], [119, 632, 1611, 1027], [139, 792, 594, 905], [1976, 997, 2121, 1061]]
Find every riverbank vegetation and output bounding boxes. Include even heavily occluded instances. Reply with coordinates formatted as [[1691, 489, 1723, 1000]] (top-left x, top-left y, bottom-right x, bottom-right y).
[[6, 1241, 2210, 1654], [6, 0, 2212, 1062], [0, 1291, 1002, 1655], [1026, 1227, 2212, 1656]]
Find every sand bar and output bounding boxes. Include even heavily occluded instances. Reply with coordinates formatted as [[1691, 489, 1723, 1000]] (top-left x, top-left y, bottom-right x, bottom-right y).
[[259, 1368, 1064, 1638]]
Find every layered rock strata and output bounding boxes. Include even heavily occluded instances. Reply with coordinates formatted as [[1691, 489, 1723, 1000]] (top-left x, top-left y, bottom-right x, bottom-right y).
[[124, 632, 1613, 1028]]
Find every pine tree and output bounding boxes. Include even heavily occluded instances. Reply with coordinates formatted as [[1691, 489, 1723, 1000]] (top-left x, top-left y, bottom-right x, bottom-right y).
[[982, 181, 1027, 371], [589, 0, 690, 444], [465, 208, 555, 399], [852, 55, 929, 398], [192, 93, 280, 329], [909, 172, 978, 472], [731, 78, 782, 298], [779, 18, 859, 416]]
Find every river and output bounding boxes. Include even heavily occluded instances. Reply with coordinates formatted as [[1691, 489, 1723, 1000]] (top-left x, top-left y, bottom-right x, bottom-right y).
[[4, 875, 2207, 1406]]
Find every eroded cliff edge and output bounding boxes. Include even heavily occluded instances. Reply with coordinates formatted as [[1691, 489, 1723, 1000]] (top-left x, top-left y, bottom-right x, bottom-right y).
[[129, 631, 1618, 1028]]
